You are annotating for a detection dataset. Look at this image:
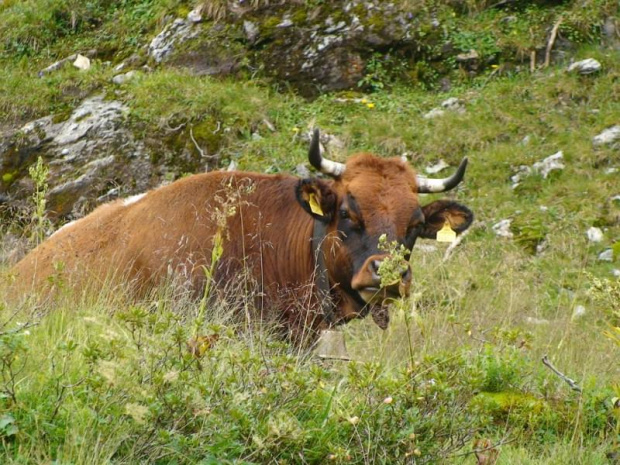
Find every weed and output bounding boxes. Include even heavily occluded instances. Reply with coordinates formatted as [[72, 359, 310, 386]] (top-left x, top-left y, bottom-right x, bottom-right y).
[[27, 156, 51, 246]]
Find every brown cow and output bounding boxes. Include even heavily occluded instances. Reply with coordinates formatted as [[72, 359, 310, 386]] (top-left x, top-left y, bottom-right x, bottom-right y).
[[9, 129, 473, 337]]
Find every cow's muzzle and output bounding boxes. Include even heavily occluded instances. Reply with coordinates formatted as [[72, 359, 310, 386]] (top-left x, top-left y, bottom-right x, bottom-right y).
[[351, 254, 412, 304]]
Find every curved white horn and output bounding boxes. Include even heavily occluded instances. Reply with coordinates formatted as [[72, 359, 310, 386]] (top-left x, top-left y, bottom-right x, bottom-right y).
[[308, 128, 346, 177], [416, 158, 469, 193]]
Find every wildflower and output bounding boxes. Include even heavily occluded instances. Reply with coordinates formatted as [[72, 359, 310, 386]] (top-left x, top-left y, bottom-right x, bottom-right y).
[[361, 98, 369, 104], [348, 416, 360, 425], [366, 103, 375, 109], [383, 396, 393, 404], [491, 64, 499, 69], [292, 127, 300, 133]]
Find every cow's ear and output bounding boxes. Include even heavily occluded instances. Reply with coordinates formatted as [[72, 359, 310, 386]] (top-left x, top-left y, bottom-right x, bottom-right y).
[[419, 200, 473, 239], [296, 178, 337, 223]]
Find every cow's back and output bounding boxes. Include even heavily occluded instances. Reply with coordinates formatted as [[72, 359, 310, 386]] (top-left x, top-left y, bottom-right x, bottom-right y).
[[8, 171, 315, 304]]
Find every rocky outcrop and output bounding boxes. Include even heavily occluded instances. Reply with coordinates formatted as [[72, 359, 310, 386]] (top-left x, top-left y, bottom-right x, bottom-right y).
[[0, 96, 157, 222], [159, 1, 443, 96]]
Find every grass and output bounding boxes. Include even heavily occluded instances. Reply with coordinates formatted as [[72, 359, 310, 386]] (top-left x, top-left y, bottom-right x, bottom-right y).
[[1, 0, 620, 462]]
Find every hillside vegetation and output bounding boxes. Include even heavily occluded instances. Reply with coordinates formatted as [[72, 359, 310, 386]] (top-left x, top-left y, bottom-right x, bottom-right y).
[[1, 0, 619, 463]]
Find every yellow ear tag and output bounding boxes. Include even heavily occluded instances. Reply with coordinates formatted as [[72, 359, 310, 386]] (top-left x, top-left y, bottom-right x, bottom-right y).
[[308, 193, 324, 216], [436, 221, 457, 243]]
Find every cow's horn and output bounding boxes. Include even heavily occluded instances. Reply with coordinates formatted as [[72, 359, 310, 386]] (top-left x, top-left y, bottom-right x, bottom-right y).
[[308, 128, 346, 177], [416, 158, 468, 193]]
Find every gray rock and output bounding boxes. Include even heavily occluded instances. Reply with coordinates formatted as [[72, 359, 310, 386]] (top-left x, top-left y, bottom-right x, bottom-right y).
[[277, 18, 294, 28], [598, 249, 614, 262], [187, 6, 203, 23], [422, 107, 445, 119], [243, 21, 259, 43], [295, 163, 310, 178], [112, 71, 138, 85], [38, 54, 77, 77], [2, 95, 155, 220], [425, 160, 449, 174], [456, 49, 479, 63], [492, 219, 513, 238], [149, 17, 201, 63], [567, 58, 601, 75], [423, 97, 465, 119], [532, 151, 564, 178], [593, 125, 620, 146]]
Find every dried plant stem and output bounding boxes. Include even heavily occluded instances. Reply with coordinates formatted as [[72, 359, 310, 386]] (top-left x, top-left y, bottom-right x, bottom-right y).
[[544, 18, 563, 68], [542, 354, 582, 393]]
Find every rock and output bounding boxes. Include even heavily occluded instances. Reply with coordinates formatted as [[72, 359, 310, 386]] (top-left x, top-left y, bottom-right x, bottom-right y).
[[295, 163, 310, 178], [567, 58, 601, 75], [599, 249, 614, 262], [149, 17, 201, 63], [243, 21, 259, 43], [455, 49, 480, 72], [511, 151, 564, 188], [1, 95, 155, 221], [277, 17, 294, 28], [442, 97, 465, 112], [613, 269, 620, 278], [423, 97, 465, 119], [593, 125, 620, 147], [301, 130, 345, 154], [510, 165, 531, 187], [112, 71, 137, 85], [492, 219, 513, 238], [423, 107, 446, 119], [73, 54, 91, 71], [532, 151, 564, 178], [38, 54, 77, 77], [587, 227, 604, 243], [605, 168, 618, 174], [456, 49, 479, 63], [425, 160, 449, 174], [187, 6, 203, 23]]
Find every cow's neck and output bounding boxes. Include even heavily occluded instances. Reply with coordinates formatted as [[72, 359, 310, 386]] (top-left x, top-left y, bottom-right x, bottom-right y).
[[311, 218, 336, 325]]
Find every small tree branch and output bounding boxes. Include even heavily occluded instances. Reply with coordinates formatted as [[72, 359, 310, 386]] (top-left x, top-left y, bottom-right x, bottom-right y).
[[542, 354, 582, 393], [190, 127, 219, 160], [544, 18, 563, 68]]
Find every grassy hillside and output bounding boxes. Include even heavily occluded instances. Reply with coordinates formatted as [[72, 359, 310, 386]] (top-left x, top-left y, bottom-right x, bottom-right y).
[[1, 0, 620, 463]]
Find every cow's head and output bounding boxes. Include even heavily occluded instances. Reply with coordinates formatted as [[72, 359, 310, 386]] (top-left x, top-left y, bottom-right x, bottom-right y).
[[296, 129, 473, 328]]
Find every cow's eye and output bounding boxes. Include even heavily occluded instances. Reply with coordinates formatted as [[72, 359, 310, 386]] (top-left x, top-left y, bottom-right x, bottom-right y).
[[339, 209, 349, 219]]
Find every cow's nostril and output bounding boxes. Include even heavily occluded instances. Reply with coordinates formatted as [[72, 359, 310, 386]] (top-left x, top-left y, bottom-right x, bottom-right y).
[[370, 259, 382, 278]]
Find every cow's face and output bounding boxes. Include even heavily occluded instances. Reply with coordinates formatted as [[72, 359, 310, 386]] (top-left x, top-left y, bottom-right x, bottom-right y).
[[296, 131, 473, 326]]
